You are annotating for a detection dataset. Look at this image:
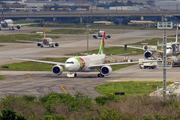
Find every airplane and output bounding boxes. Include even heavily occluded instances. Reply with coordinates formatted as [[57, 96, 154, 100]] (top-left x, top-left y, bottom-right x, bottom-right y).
[[15, 25, 59, 48], [93, 29, 111, 39], [0, 9, 37, 30], [12, 31, 144, 78]]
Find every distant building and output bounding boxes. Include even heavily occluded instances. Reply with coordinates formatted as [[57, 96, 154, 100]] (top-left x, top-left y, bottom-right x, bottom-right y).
[[94, 21, 113, 25], [128, 20, 156, 26]]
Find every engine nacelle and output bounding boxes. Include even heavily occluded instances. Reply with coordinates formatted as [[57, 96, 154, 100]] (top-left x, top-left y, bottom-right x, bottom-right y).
[[144, 51, 153, 59], [93, 35, 97, 39], [52, 65, 63, 75], [55, 43, 59, 47], [100, 66, 112, 76], [37, 43, 42, 47], [107, 35, 111, 38], [17, 25, 21, 29]]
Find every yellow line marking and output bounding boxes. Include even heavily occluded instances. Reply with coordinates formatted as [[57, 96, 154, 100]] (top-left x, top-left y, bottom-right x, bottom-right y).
[[27, 75, 34, 80], [40, 52, 43, 55], [22, 45, 25, 48]]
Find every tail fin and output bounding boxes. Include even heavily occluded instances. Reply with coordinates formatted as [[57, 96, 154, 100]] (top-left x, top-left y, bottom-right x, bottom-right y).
[[43, 25, 46, 39], [176, 24, 179, 43], [2, 9, 4, 21], [98, 32, 105, 54]]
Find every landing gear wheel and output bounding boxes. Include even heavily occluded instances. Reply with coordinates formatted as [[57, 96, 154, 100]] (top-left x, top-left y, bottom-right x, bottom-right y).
[[74, 73, 77, 77], [41, 45, 43, 48], [52, 45, 54, 48], [98, 74, 104, 78]]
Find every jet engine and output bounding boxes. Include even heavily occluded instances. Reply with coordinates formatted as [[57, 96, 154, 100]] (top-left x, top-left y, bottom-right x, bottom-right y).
[[93, 35, 98, 39], [107, 35, 111, 38], [55, 43, 59, 47], [100, 66, 112, 76], [17, 25, 21, 29], [52, 65, 63, 75], [144, 51, 153, 59]]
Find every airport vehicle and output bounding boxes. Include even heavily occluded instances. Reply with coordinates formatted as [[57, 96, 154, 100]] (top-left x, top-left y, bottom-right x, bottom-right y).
[[93, 29, 111, 39], [0, 10, 37, 30], [15, 25, 59, 48], [12, 32, 141, 78], [139, 59, 157, 69]]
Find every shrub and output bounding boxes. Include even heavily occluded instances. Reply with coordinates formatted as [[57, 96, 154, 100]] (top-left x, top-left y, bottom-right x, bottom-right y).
[[43, 115, 66, 120], [0, 109, 27, 120], [95, 94, 118, 106], [100, 108, 124, 120], [22, 95, 36, 102]]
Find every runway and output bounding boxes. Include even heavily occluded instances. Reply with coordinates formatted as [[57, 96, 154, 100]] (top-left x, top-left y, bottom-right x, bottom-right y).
[[0, 27, 179, 97]]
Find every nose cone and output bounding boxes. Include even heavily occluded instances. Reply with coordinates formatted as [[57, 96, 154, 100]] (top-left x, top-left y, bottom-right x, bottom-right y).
[[65, 58, 80, 72]]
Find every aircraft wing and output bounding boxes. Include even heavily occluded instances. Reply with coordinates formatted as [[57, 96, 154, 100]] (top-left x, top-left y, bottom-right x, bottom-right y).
[[88, 60, 162, 68], [107, 44, 143, 49], [9, 23, 38, 27], [12, 57, 65, 66], [15, 40, 39, 43], [88, 61, 139, 68]]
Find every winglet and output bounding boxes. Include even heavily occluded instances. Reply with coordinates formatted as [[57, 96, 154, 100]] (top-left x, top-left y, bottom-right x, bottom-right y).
[[98, 31, 105, 55], [176, 23, 179, 43]]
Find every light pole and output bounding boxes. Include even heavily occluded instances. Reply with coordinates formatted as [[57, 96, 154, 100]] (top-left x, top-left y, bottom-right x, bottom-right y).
[[157, 21, 173, 100], [86, 24, 90, 54]]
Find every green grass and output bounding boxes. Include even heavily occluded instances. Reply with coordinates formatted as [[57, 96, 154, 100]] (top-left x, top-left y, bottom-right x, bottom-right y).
[[13, 20, 35, 24], [0, 58, 67, 71], [31, 23, 164, 30], [0, 75, 5, 80], [0, 34, 60, 43], [95, 81, 173, 96], [31, 29, 97, 34]]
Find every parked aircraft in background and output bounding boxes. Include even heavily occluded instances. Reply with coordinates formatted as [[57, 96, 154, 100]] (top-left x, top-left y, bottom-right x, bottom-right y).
[[93, 29, 111, 39], [12, 32, 142, 78], [15, 25, 59, 48], [0, 9, 37, 30]]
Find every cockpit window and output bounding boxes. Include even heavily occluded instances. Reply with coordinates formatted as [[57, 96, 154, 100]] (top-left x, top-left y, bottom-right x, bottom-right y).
[[66, 62, 74, 64], [167, 47, 172, 49]]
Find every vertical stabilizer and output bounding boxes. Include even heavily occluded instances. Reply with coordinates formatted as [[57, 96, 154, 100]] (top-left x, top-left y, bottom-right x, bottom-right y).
[[176, 24, 179, 43], [43, 25, 46, 39], [2, 9, 4, 21], [98, 32, 105, 55]]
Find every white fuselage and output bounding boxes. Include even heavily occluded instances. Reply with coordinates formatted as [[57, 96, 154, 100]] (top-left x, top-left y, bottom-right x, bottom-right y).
[[42, 37, 53, 46], [65, 54, 105, 72], [1, 19, 13, 28]]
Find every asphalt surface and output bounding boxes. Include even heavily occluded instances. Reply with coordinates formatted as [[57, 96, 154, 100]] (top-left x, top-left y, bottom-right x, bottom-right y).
[[0, 27, 179, 97]]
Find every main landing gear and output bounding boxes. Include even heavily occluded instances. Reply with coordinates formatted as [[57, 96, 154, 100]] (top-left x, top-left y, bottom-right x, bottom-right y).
[[67, 72, 77, 78], [97, 73, 104, 78]]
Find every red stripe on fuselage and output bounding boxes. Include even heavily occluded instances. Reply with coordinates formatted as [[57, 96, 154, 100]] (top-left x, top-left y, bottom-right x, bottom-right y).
[[79, 57, 85, 69]]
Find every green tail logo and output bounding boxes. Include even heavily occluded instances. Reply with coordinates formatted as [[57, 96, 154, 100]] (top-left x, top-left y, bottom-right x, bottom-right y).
[[98, 32, 105, 54]]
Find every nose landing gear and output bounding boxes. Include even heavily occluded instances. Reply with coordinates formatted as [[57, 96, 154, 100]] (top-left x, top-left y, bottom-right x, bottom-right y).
[[67, 72, 77, 78]]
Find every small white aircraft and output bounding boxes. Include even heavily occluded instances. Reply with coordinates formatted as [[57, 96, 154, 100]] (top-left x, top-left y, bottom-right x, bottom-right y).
[[15, 25, 59, 48], [12, 32, 143, 78], [93, 29, 111, 39], [0, 9, 37, 30]]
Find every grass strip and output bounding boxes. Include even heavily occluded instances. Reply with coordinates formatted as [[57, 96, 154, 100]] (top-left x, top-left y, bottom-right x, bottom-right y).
[[95, 81, 173, 96], [0, 75, 5, 80], [31, 29, 97, 34]]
